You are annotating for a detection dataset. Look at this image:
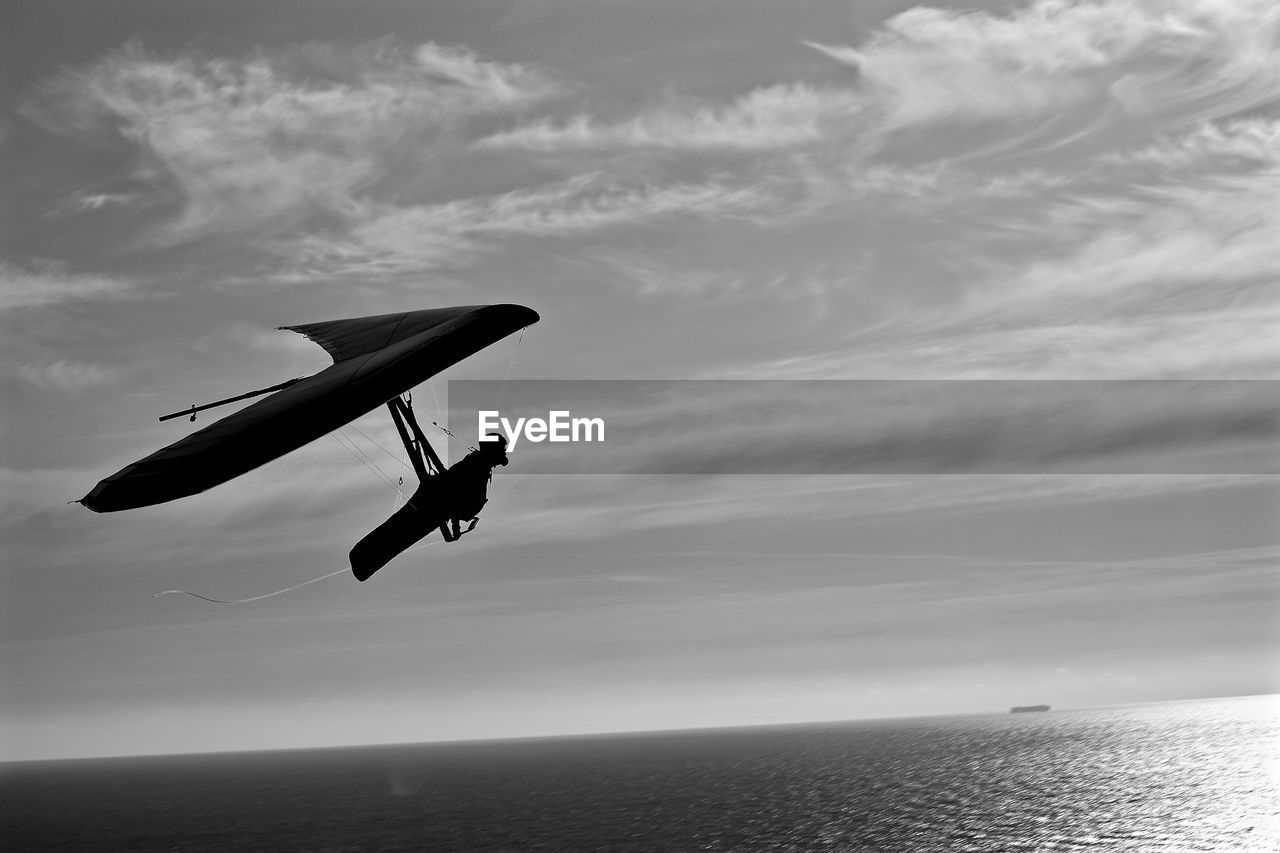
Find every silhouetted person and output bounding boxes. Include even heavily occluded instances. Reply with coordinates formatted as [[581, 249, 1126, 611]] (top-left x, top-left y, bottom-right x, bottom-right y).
[[349, 398, 507, 581], [436, 434, 508, 541]]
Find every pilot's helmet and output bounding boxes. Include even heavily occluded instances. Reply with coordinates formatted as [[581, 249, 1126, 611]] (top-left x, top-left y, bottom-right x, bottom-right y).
[[479, 433, 509, 463]]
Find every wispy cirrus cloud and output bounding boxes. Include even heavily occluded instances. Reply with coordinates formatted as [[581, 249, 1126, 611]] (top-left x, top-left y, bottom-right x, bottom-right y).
[[787, 116, 1280, 380], [960, 143, 1280, 330], [485, 472, 1270, 550], [481, 0, 1280, 162], [988, 195, 1279, 305], [477, 83, 863, 153], [811, 0, 1280, 129], [741, 309, 1280, 380], [454, 0, 1280, 298], [26, 41, 564, 245], [16, 359, 118, 392], [0, 260, 137, 313], [282, 173, 780, 278], [1106, 116, 1280, 175], [52, 191, 137, 216], [592, 253, 754, 299], [18, 2, 1280, 319]]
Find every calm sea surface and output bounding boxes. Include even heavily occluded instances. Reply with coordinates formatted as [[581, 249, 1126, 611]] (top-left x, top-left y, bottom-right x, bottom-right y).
[[3, 697, 1276, 852]]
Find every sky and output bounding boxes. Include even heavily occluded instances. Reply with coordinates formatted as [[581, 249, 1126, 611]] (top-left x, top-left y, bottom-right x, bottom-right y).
[[1, 0, 1278, 761]]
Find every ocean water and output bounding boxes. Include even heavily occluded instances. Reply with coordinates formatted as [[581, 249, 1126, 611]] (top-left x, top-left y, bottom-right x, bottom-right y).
[[3, 696, 1276, 852]]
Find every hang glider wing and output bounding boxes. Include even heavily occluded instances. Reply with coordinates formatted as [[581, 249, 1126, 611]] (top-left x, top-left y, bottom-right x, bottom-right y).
[[80, 304, 538, 513]]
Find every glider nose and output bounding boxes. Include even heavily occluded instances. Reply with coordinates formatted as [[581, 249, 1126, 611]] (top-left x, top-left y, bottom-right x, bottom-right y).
[[483, 303, 539, 329], [80, 467, 172, 512]]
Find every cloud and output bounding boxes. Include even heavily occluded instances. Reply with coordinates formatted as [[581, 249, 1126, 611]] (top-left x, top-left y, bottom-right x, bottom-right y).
[[743, 309, 1280, 380], [51, 191, 137, 216], [16, 360, 118, 391], [477, 83, 863, 152], [594, 253, 752, 299], [27, 41, 564, 245], [481, 0, 1280, 164], [1107, 115, 1280, 174], [0, 466, 105, 525], [407, 42, 561, 106], [967, 175, 1280, 322], [281, 174, 779, 278], [0, 260, 137, 313], [484, 472, 1267, 549], [753, 116, 1280, 381], [27, 2, 1274, 293], [450, 0, 1280, 293], [811, 0, 1280, 129]]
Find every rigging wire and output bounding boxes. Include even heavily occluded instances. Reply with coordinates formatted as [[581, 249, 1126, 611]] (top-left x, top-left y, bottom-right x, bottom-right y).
[[346, 422, 416, 473], [426, 378, 444, 427], [329, 429, 407, 499], [495, 328, 524, 411], [333, 429, 394, 490], [428, 415, 476, 454], [392, 418, 408, 511], [344, 428, 402, 488]]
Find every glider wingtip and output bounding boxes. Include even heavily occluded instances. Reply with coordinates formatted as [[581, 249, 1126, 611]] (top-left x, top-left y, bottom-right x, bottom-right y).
[[490, 302, 540, 327]]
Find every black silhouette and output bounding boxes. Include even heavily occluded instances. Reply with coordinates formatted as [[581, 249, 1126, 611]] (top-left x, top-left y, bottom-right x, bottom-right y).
[[348, 397, 508, 581]]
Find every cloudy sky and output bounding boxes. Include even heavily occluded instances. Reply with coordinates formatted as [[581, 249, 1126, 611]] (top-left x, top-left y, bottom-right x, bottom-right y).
[[2, 0, 1277, 760]]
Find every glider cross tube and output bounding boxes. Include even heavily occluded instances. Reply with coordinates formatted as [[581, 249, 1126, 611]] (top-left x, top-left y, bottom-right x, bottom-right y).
[[80, 304, 538, 512]]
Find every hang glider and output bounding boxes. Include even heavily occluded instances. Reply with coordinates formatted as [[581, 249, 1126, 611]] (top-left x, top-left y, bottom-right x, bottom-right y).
[[80, 304, 538, 513]]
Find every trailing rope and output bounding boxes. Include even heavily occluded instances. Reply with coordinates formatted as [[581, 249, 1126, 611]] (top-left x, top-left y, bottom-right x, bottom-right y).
[[153, 567, 350, 604], [152, 540, 445, 604]]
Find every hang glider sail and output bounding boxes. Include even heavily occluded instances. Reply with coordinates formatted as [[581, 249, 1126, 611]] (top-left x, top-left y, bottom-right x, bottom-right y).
[[80, 304, 538, 513]]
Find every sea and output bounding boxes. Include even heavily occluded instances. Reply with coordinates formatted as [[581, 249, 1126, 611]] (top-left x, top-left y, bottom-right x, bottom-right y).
[[3, 696, 1276, 853]]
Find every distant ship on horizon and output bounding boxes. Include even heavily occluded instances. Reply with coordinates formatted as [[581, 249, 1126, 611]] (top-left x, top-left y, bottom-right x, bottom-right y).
[[1010, 705, 1051, 713]]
